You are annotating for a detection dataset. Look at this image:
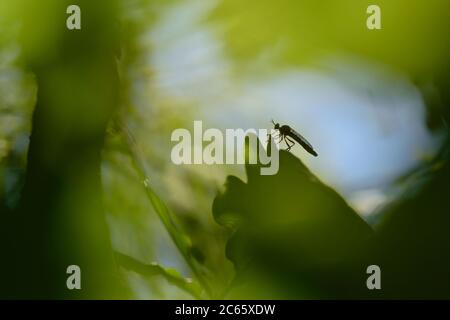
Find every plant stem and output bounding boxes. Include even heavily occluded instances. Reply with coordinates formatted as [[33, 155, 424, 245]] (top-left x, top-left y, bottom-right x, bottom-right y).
[[119, 123, 213, 298], [115, 251, 203, 299]]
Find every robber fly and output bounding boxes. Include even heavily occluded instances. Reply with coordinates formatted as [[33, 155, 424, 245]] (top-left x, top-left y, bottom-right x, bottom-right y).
[[271, 120, 318, 157]]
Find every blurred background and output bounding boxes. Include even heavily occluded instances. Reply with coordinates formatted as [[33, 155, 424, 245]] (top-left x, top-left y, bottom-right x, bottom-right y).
[[0, 0, 449, 299]]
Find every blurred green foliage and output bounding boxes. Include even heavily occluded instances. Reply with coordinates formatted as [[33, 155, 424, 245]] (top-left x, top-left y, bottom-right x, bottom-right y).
[[211, 0, 450, 76], [0, 0, 449, 299], [213, 139, 374, 298]]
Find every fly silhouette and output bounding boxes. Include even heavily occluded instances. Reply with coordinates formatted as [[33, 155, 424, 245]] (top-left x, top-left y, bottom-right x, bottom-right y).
[[271, 120, 318, 157]]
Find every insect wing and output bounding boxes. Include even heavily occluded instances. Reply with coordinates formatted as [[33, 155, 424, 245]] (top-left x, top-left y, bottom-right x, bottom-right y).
[[288, 128, 318, 157]]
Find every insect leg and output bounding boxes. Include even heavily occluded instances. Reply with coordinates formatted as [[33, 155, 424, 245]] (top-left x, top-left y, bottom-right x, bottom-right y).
[[286, 136, 296, 149], [285, 137, 294, 151], [286, 136, 295, 143], [280, 135, 289, 149], [267, 131, 280, 144], [277, 134, 284, 144]]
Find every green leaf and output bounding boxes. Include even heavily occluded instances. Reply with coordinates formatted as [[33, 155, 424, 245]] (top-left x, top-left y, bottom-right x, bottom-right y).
[[115, 252, 203, 299]]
